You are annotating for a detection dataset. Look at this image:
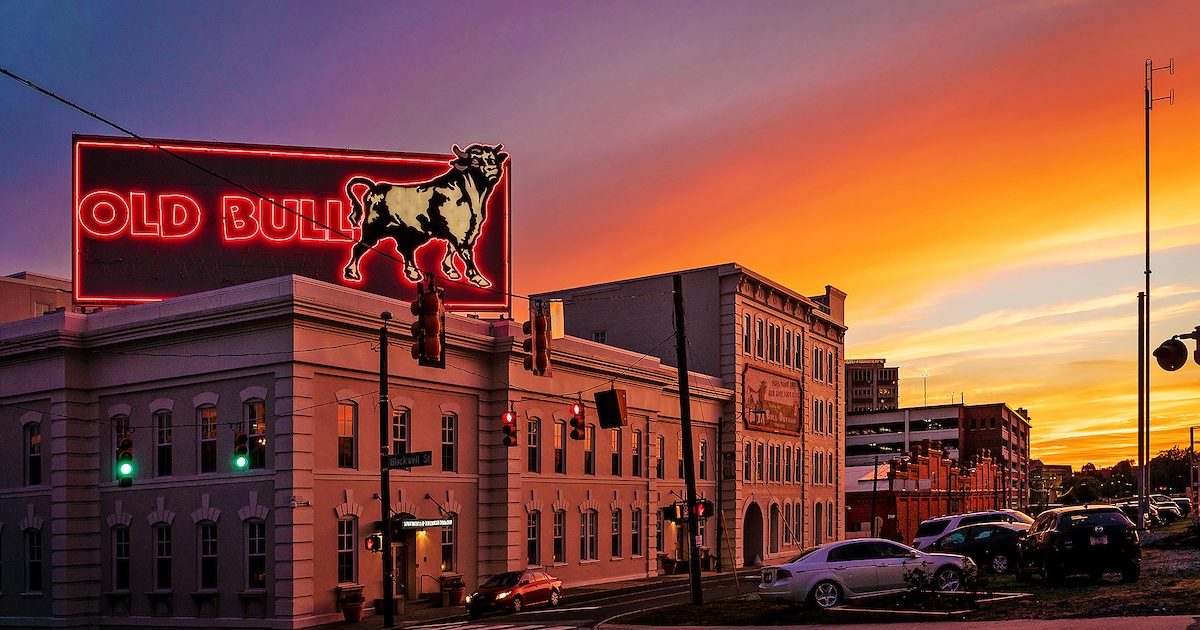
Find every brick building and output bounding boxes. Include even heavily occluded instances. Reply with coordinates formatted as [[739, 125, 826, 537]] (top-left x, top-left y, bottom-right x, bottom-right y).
[[534, 262, 848, 567]]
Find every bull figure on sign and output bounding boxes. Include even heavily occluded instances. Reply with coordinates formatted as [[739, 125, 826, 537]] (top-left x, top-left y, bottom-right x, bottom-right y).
[[342, 143, 507, 288]]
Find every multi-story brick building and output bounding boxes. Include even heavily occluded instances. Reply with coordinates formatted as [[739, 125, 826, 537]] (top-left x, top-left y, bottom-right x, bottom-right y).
[[845, 358, 898, 412], [534, 262, 848, 567], [846, 403, 1032, 512], [0, 276, 730, 628], [1029, 459, 1073, 505]]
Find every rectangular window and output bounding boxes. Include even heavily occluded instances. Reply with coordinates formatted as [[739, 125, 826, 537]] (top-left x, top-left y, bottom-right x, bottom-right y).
[[553, 511, 566, 563], [785, 447, 792, 483], [814, 348, 822, 381], [677, 436, 684, 478], [584, 425, 595, 475], [113, 526, 130, 590], [199, 406, 217, 473], [527, 512, 540, 566], [610, 428, 621, 476], [246, 400, 267, 469], [795, 333, 803, 371], [784, 504, 792, 545], [784, 331, 792, 367], [795, 450, 803, 482], [698, 440, 707, 480], [155, 411, 172, 477], [814, 452, 821, 484], [743, 442, 752, 481], [631, 430, 642, 477], [755, 319, 764, 357], [756, 443, 764, 481], [655, 436, 665, 479], [441, 518, 456, 572], [580, 510, 598, 561], [392, 408, 409, 455], [24, 529, 42, 593], [25, 423, 41, 486], [827, 401, 835, 434], [828, 351, 835, 384], [528, 418, 541, 473], [337, 519, 355, 583], [554, 422, 566, 474], [154, 524, 171, 590], [631, 509, 643, 557], [199, 522, 218, 590], [247, 521, 267, 589], [742, 313, 751, 354], [441, 414, 457, 472], [338, 402, 356, 468], [611, 510, 622, 558], [592, 330, 607, 344]]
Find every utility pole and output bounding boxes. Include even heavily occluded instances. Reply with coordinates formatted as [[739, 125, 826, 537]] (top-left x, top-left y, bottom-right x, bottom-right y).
[[870, 454, 879, 537], [1141, 57, 1173, 530], [672, 275, 703, 606], [379, 311, 395, 628]]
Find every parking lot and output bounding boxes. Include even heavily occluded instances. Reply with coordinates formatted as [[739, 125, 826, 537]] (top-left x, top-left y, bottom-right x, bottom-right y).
[[621, 520, 1200, 626]]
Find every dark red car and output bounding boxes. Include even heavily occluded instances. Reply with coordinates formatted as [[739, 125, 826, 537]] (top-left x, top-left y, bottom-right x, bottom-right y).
[[465, 569, 563, 617]]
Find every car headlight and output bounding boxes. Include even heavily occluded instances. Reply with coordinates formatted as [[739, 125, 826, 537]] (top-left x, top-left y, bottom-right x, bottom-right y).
[[465, 595, 473, 604], [497, 591, 510, 599]]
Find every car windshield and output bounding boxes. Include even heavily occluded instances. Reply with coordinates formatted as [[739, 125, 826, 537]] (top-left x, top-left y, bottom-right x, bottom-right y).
[[1060, 511, 1131, 528], [481, 572, 521, 588], [915, 519, 950, 537]]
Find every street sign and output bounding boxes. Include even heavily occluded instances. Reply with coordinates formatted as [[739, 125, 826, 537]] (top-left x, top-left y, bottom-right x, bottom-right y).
[[383, 451, 433, 469]]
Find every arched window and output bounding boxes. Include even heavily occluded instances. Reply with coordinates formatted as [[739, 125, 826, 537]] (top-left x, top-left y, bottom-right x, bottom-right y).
[[814, 502, 823, 544], [743, 442, 752, 481], [554, 421, 566, 473], [528, 417, 541, 473], [631, 430, 643, 477], [769, 504, 780, 554], [826, 501, 834, 540], [783, 503, 792, 545]]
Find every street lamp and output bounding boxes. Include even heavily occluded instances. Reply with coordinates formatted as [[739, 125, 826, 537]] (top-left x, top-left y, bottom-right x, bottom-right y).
[[1154, 326, 1200, 371]]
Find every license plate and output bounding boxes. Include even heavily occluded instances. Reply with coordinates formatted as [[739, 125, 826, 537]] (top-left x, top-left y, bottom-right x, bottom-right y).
[[1090, 535, 1108, 545]]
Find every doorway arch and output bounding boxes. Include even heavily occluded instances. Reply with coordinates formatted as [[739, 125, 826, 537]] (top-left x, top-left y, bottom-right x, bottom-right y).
[[743, 501, 764, 567]]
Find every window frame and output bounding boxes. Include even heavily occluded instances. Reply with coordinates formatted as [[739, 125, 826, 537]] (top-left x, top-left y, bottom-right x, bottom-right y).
[[113, 525, 130, 591], [246, 399, 267, 470], [441, 413, 458, 472], [198, 521, 218, 590], [552, 510, 566, 564], [554, 421, 566, 474], [337, 518, 356, 584], [610, 427, 621, 476], [24, 422, 42, 486], [155, 410, 173, 477], [610, 508, 622, 559], [337, 401, 357, 469], [440, 516, 457, 572], [631, 508, 643, 557], [247, 519, 267, 590], [392, 407, 410, 456], [528, 416, 541, 473], [198, 405, 218, 474], [527, 511, 541, 566], [584, 424, 596, 475], [24, 528, 42, 594], [580, 509, 599, 562], [154, 523, 172, 591], [631, 429, 642, 477]]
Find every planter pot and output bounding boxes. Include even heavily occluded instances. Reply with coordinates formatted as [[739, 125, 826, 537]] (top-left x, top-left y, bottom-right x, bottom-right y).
[[342, 602, 364, 623]]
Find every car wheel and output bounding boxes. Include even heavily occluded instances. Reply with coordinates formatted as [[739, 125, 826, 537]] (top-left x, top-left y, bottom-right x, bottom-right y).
[[809, 580, 843, 609], [935, 567, 963, 592], [1122, 564, 1140, 583], [548, 589, 560, 607], [510, 596, 522, 614], [990, 553, 1011, 574]]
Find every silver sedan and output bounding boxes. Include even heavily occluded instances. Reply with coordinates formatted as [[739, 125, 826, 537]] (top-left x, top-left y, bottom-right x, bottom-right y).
[[758, 538, 975, 609]]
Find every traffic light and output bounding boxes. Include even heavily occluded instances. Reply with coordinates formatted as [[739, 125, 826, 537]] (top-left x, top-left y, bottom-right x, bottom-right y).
[[522, 301, 552, 376], [410, 283, 446, 368], [233, 431, 249, 470], [364, 533, 383, 553], [693, 498, 714, 520], [1153, 337, 1189, 371], [594, 388, 628, 429], [502, 410, 519, 447], [569, 401, 585, 441], [116, 433, 134, 487]]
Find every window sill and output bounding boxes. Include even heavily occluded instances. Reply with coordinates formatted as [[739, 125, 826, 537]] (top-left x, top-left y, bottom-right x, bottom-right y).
[[579, 559, 599, 565], [191, 590, 220, 599], [147, 590, 173, 597], [550, 562, 567, 567], [21, 591, 44, 597], [610, 556, 624, 561], [237, 589, 267, 599]]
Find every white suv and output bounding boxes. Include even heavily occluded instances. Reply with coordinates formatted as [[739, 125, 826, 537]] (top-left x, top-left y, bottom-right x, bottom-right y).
[[911, 509, 1033, 550]]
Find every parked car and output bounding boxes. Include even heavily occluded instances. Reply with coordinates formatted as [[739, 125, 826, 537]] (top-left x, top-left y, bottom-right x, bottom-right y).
[[929, 522, 1030, 574], [1170, 496, 1192, 517], [911, 509, 1035, 550], [759, 538, 975, 609], [1016, 505, 1140, 584], [1116, 499, 1162, 528], [1150, 494, 1183, 521], [465, 569, 562, 617]]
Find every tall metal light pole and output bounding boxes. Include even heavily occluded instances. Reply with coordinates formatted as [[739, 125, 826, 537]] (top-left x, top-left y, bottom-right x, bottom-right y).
[[379, 311, 395, 627], [1140, 57, 1174, 529]]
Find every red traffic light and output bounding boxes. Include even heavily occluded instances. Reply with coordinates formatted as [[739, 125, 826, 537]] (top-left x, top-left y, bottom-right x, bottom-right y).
[[502, 410, 518, 447], [522, 303, 552, 376], [568, 401, 585, 440], [411, 284, 446, 368]]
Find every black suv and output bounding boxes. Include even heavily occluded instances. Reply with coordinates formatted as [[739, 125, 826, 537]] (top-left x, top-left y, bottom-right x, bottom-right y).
[[1017, 505, 1140, 584]]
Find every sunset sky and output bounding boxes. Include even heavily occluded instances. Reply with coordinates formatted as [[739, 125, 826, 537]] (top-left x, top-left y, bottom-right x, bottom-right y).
[[2, 1, 1198, 469]]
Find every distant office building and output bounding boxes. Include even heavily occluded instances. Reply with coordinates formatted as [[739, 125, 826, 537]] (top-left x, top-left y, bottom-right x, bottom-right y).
[[845, 358, 898, 412], [846, 402, 1032, 510], [0, 272, 81, 325], [1029, 459, 1073, 504], [535, 262, 848, 566]]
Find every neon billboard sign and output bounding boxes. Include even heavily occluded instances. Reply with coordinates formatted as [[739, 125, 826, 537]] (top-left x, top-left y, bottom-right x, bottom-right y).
[[72, 135, 510, 310]]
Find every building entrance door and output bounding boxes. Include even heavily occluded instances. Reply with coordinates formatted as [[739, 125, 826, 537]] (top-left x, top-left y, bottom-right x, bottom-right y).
[[394, 541, 408, 599]]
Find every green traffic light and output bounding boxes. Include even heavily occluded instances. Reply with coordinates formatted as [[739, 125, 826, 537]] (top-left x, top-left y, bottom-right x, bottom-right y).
[[118, 461, 133, 476], [234, 455, 248, 469]]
